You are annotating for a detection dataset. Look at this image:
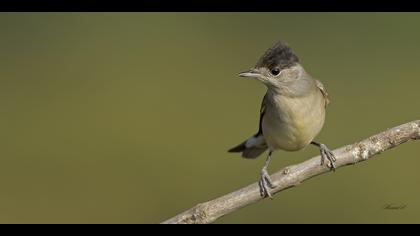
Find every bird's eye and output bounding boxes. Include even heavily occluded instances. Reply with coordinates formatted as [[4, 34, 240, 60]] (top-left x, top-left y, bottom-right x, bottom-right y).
[[271, 68, 280, 76]]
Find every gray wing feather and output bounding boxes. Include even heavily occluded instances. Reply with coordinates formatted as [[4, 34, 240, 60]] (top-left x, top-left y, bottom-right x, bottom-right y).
[[256, 93, 267, 135], [315, 79, 330, 107]]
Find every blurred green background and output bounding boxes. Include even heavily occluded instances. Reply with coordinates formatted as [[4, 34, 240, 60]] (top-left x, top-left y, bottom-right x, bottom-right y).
[[0, 13, 419, 224]]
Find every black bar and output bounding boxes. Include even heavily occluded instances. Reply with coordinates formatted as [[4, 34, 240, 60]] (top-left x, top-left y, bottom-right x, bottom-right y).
[[0, 0, 416, 12]]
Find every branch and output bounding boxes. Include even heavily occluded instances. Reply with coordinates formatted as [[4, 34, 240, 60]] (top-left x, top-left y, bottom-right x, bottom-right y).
[[161, 120, 420, 224]]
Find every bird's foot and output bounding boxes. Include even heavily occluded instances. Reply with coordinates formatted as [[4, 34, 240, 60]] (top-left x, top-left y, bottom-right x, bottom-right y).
[[258, 168, 276, 199], [319, 144, 337, 171]]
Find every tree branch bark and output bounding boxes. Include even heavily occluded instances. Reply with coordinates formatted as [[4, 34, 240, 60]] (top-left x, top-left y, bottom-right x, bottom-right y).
[[161, 120, 420, 224]]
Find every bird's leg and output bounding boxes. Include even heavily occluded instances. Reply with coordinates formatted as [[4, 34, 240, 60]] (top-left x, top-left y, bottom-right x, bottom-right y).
[[259, 151, 276, 199], [311, 141, 336, 171]]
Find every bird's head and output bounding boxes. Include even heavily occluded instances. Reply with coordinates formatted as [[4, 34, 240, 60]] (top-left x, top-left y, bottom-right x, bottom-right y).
[[239, 41, 305, 91]]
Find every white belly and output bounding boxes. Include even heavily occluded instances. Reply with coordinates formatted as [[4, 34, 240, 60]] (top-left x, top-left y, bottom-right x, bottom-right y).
[[262, 91, 325, 151]]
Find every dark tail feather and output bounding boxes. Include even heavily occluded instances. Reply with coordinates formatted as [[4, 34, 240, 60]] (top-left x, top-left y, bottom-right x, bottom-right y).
[[228, 137, 267, 159], [241, 147, 267, 159], [228, 141, 247, 153]]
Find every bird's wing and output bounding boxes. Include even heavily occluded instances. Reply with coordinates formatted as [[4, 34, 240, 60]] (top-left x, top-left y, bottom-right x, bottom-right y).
[[315, 79, 330, 107], [256, 93, 267, 136]]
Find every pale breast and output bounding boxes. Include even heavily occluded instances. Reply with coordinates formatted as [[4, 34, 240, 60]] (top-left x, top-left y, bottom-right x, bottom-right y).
[[262, 90, 325, 151]]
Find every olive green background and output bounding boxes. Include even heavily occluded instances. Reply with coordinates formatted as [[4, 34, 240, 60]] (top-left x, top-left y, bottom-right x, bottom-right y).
[[0, 13, 419, 223]]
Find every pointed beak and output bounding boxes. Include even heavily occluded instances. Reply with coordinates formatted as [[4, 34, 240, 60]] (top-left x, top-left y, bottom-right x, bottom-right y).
[[238, 69, 261, 78]]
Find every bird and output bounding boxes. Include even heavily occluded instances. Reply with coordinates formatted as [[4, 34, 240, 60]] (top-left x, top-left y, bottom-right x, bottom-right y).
[[228, 41, 336, 198]]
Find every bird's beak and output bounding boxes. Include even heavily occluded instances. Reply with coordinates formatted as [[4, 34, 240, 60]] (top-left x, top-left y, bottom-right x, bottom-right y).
[[238, 69, 262, 78]]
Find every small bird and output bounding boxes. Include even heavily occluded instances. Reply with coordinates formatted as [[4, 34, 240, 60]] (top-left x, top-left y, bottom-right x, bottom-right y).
[[228, 41, 336, 198]]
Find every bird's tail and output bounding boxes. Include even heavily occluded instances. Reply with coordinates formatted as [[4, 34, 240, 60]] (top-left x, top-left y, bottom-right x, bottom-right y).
[[228, 134, 268, 159]]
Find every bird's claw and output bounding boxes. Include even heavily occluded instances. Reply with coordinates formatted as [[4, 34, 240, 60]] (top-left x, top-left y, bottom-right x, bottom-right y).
[[319, 144, 336, 171], [259, 169, 276, 199]]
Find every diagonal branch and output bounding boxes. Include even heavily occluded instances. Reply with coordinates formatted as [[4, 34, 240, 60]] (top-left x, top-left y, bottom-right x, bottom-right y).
[[161, 120, 420, 224]]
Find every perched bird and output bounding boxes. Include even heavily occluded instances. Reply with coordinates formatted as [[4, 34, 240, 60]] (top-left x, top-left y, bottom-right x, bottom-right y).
[[228, 41, 336, 198]]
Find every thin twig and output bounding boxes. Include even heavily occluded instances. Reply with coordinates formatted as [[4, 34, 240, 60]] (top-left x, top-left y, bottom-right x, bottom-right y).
[[162, 120, 420, 224]]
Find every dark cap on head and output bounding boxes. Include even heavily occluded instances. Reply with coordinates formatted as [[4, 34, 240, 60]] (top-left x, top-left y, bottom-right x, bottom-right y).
[[255, 41, 299, 71]]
